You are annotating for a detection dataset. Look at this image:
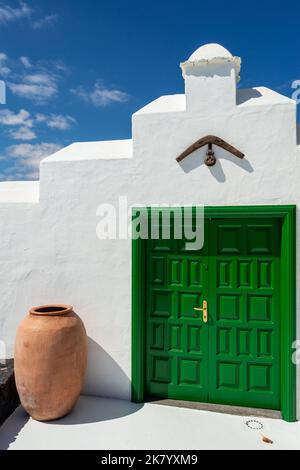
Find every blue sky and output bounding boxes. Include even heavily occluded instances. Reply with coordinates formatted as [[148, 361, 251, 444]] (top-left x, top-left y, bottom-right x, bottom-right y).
[[0, 0, 299, 180]]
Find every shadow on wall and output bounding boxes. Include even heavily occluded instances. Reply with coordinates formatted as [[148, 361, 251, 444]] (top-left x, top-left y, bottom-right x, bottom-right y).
[[83, 338, 132, 400], [179, 148, 254, 183], [236, 88, 262, 106], [50, 338, 144, 425]]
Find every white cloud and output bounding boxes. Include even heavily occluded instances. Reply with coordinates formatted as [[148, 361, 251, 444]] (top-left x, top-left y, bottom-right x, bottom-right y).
[[0, 164, 32, 180], [3, 142, 63, 179], [47, 114, 76, 130], [0, 108, 33, 127], [0, 108, 35, 141], [72, 80, 130, 107], [0, 1, 32, 25], [1, 142, 63, 180], [0, 108, 75, 130], [34, 112, 76, 130], [9, 126, 36, 141], [35, 113, 47, 123], [8, 73, 58, 102], [8, 142, 60, 160], [0, 108, 75, 145], [2, 52, 68, 103], [20, 56, 31, 68], [0, 51, 11, 77], [0, 2, 58, 32], [32, 13, 58, 30], [25, 73, 56, 86]]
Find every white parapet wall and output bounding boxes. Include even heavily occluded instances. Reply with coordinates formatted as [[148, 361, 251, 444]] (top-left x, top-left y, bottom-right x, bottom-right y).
[[0, 43, 299, 416]]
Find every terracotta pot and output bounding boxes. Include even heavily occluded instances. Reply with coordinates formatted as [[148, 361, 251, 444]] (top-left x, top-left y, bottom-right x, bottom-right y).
[[14, 305, 87, 422]]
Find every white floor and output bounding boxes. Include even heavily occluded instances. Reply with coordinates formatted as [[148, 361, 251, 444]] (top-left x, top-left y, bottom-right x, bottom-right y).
[[1, 396, 300, 450]]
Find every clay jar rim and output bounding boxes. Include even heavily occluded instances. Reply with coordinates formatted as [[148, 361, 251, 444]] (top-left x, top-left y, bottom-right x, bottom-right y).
[[29, 304, 73, 317]]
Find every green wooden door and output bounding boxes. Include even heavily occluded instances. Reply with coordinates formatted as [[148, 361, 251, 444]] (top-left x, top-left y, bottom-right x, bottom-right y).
[[146, 222, 210, 402], [208, 218, 281, 410], [145, 217, 281, 411]]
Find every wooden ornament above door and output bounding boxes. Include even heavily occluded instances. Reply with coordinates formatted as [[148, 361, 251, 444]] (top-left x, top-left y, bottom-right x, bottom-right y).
[[176, 135, 245, 167]]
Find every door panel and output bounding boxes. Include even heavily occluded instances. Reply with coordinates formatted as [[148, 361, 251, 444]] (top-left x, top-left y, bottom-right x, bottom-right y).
[[145, 216, 281, 411], [208, 219, 281, 410], [146, 229, 210, 402]]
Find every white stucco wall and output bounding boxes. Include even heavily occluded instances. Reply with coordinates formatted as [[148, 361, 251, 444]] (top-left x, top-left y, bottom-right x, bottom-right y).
[[0, 44, 299, 416]]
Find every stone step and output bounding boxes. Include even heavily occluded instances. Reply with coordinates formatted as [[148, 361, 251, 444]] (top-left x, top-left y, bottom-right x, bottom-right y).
[[0, 359, 20, 426]]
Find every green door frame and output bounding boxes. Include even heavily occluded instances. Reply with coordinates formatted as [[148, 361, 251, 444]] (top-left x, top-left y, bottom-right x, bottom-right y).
[[132, 205, 297, 422]]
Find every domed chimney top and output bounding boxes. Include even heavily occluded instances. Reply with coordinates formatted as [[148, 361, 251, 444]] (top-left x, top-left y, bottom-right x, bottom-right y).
[[180, 43, 241, 113], [181, 42, 241, 83], [188, 43, 233, 61]]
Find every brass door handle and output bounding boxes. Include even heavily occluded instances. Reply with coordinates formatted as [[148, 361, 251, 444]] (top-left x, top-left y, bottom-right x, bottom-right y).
[[194, 301, 208, 323]]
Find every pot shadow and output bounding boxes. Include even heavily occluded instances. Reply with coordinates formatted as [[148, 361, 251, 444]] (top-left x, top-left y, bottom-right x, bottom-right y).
[[179, 148, 254, 183], [1, 338, 144, 446], [48, 395, 143, 426], [48, 337, 144, 425], [0, 407, 29, 451]]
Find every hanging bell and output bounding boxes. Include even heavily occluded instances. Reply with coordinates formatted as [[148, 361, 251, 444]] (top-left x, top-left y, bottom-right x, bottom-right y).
[[205, 143, 217, 167]]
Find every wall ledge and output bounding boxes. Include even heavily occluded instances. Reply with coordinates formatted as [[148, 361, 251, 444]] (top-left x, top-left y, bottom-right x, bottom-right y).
[[0, 181, 39, 204], [42, 139, 133, 164]]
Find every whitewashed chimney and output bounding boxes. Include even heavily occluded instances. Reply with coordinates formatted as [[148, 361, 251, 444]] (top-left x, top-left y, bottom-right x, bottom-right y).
[[181, 43, 241, 114]]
